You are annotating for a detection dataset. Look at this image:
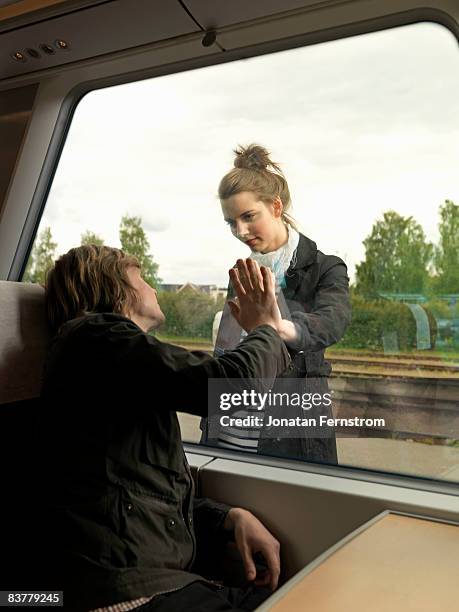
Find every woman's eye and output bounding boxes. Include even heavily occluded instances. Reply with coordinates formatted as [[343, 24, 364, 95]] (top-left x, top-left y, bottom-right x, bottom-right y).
[[243, 215, 254, 221]]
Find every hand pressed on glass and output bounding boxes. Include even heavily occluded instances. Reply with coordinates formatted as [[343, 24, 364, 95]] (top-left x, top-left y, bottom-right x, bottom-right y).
[[228, 259, 282, 334]]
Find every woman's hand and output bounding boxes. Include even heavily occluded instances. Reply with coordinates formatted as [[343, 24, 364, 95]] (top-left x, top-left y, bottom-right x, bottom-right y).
[[223, 507, 280, 591], [228, 259, 282, 333]]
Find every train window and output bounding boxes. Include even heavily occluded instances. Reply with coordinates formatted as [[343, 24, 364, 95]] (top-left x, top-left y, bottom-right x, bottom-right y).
[[24, 22, 458, 482]]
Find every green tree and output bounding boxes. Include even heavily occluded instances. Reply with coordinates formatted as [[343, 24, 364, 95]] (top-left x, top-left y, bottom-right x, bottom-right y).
[[159, 288, 225, 339], [157, 290, 181, 336], [22, 227, 57, 284], [119, 215, 161, 288], [338, 294, 418, 351], [355, 211, 432, 297], [433, 200, 459, 293], [424, 297, 451, 320], [81, 230, 104, 246], [22, 250, 35, 283]]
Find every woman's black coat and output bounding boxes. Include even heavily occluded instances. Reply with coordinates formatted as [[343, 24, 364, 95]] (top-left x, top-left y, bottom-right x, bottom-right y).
[[204, 233, 352, 464]]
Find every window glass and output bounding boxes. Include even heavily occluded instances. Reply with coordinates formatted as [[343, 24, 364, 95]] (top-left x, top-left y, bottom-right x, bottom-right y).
[[26, 22, 459, 482]]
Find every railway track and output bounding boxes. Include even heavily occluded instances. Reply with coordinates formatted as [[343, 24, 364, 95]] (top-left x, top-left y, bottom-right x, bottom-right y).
[[162, 339, 459, 442], [328, 352, 459, 377], [330, 376, 459, 442], [165, 340, 459, 379]]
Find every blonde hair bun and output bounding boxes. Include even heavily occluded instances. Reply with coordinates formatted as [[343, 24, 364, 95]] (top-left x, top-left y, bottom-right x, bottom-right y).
[[219, 143, 298, 231], [233, 144, 282, 174]]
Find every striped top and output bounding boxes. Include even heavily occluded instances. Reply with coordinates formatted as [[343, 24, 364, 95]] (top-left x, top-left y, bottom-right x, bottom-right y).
[[217, 405, 265, 452], [215, 227, 300, 452], [90, 597, 151, 611], [215, 332, 265, 452]]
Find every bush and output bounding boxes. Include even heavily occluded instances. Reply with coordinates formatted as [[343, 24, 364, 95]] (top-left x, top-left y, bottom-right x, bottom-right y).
[[339, 295, 419, 351], [158, 289, 225, 340]]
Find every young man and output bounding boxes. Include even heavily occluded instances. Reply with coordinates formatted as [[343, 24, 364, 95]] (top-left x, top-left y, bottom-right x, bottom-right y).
[[36, 245, 291, 611]]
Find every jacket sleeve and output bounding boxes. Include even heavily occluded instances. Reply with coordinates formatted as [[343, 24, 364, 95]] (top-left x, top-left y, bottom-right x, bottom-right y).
[[193, 496, 231, 541], [289, 258, 351, 352], [191, 497, 232, 577], [104, 319, 291, 417]]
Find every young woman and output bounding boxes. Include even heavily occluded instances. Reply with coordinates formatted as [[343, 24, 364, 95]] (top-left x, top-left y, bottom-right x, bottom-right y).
[[33, 245, 290, 612], [205, 144, 351, 464]]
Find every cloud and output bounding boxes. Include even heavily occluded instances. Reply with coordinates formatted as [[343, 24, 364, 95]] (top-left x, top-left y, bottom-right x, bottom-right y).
[[143, 218, 170, 233], [37, 22, 459, 285]]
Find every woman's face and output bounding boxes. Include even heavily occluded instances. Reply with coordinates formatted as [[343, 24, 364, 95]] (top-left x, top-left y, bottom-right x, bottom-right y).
[[125, 265, 165, 332], [221, 191, 287, 254]]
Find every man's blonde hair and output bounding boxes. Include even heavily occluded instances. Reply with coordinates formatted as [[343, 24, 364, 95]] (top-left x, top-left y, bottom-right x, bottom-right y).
[[45, 244, 140, 333]]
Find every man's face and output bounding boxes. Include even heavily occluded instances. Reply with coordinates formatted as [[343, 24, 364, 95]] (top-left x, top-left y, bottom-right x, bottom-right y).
[[125, 265, 165, 332]]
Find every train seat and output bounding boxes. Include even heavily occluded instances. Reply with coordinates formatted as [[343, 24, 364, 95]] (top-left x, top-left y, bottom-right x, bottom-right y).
[[0, 280, 49, 407], [0, 280, 50, 586]]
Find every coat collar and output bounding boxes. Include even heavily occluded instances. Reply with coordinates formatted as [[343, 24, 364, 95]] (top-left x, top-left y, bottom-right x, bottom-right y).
[[284, 233, 317, 297], [290, 233, 317, 271]]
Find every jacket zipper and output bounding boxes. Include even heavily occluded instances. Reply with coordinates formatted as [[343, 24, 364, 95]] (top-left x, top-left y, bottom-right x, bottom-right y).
[[183, 454, 197, 567], [148, 575, 224, 603], [181, 454, 223, 589]]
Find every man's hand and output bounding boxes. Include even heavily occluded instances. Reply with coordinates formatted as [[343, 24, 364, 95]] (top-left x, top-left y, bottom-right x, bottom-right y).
[[228, 259, 282, 333], [223, 507, 280, 591]]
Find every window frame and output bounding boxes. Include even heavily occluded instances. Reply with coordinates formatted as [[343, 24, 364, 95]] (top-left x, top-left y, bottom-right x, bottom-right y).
[[10, 8, 459, 495]]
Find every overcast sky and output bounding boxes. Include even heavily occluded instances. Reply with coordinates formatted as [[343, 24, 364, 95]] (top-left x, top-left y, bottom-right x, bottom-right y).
[[39, 22, 459, 285]]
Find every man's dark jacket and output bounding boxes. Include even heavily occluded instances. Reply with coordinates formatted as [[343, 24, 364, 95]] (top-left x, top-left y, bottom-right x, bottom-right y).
[[34, 314, 290, 611]]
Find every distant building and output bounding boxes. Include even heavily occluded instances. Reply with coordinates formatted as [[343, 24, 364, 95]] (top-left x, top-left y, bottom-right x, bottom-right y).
[[379, 293, 459, 306], [378, 292, 459, 347], [439, 294, 459, 306], [197, 284, 227, 301], [158, 283, 182, 293], [158, 283, 227, 301], [379, 293, 427, 304]]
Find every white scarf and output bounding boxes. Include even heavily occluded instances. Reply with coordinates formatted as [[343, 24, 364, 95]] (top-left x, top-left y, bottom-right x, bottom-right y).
[[249, 226, 300, 290]]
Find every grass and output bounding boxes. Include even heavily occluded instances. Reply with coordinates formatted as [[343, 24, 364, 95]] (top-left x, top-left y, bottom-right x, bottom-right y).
[[153, 334, 459, 360], [327, 346, 459, 360], [154, 333, 212, 345]]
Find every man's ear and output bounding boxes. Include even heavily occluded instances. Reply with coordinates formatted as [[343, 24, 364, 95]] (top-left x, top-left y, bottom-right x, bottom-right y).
[[272, 196, 284, 218]]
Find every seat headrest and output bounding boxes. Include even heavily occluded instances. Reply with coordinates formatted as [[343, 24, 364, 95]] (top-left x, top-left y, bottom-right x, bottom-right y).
[[0, 281, 50, 404]]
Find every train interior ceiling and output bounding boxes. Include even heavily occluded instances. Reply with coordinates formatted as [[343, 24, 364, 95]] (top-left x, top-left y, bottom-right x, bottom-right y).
[[0, 0, 458, 609]]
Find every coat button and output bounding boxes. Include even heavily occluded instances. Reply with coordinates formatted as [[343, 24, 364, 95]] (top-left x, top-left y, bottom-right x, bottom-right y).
[[126, 503, 133, 512], [167, 518, 176, 529], [189, 515, 193, 526]]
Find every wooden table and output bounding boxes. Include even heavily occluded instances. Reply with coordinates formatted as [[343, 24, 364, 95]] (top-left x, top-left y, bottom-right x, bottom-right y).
[[258, 511, 459, 612]]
